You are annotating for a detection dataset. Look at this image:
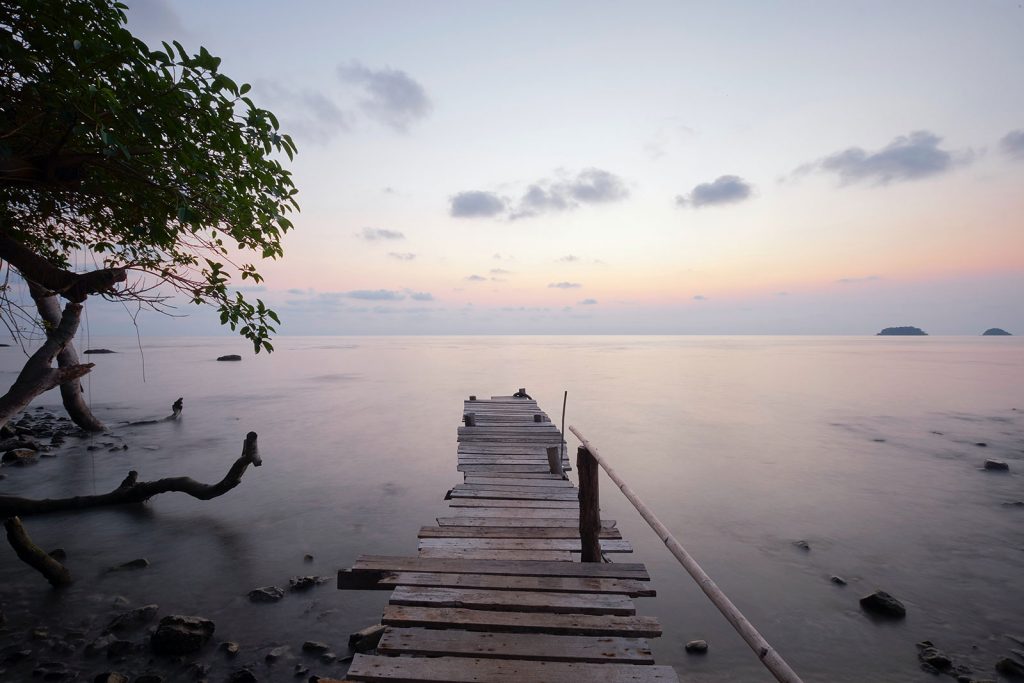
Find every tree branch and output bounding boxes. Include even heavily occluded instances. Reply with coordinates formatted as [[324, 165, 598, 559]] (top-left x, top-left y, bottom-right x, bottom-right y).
[[4, 516, 72, 587], [0, 432, 261, 517], [0, 227, 126, 302]]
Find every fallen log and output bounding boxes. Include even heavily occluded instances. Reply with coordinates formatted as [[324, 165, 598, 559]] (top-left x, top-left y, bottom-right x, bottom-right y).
[[4, 516, 72, 587], [0, 432, 260, 517]]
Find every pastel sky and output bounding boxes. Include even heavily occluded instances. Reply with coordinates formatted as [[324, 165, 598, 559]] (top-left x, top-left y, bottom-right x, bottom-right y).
[[100, 0, 1024, 335]]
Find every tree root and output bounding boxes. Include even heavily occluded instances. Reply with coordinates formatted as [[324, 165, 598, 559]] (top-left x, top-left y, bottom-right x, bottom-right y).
[[0, 432, 260, 517], [4, 516, 72, 587]]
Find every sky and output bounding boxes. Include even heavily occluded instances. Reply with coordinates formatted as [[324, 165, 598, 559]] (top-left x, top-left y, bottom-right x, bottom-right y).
[[94, 0, 1024, 335]]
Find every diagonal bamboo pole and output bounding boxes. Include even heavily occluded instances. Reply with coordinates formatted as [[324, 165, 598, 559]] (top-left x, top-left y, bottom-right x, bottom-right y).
[[569, 425, 804, 683]]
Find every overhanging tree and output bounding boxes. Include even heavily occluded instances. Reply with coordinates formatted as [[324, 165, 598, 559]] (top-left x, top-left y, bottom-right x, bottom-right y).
[[0, 0, 298, 430]]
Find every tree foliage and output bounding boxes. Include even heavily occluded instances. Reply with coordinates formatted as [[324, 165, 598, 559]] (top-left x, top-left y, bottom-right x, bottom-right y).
[[0, 0, 297, 350]]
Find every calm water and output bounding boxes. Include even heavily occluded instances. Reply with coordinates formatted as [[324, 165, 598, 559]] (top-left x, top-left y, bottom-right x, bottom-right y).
[[1, 335, 1022, 681]]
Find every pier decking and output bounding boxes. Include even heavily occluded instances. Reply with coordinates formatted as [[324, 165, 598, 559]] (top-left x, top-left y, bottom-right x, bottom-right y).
[[338, 394, 679, 682]]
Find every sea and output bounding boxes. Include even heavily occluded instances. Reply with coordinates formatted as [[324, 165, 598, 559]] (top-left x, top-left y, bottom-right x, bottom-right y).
[[0, 335, 1021, 682]]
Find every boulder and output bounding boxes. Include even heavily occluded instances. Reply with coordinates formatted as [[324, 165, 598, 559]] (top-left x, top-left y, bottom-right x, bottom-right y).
[[248, 586, 285, 603], [227, 668, 257, 683], [917, 645, 951, 670], [105, 604, 159, 633], [2, 448, 38, 465], [217, 354, 242, 362], [302, 640, 331, 654], [289, 575, 327, 592], [860, 590, 906, 618], [265, 644, 291, 662], [997, 657, 1024, 678], [830, 575, 848, 586], [685, 639, 709, 654], [219, 641, 240, 657], [150, 615, 215, 655], [984, 460, 1010, 471]]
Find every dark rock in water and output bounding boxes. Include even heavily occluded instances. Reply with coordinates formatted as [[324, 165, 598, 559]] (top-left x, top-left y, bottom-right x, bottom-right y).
[[917, 644, 952, 670], [150, 615, 215, 655], [265, 644, 290, 662], [105, 639, 134, 659], [219, 641, 240, 657], [984, 460, 1010, 471], [830, 575, 848, 586], [31, 626, 49, 639], [2, 448, 38, 465], [793, 540, 810, 551], [304, 553, 315, 562], [248, 586, 285, 603], [982, 328, 1012, 336], [83, 348, 116, 354], [996, 657, 1024, 678], [134, 675, 164, 683], [878, 326, 928, 336], [1004, 501, 1024, 507], [94, 673, 129, 683], [32, 661, 74, 680], [2, 648, 32, 665], [685, 639, 709, 654], [217, 354, 242, 361], [294, 664, 310, 677], [975, 442, 988, 447], [860, 590, 906, 618], [114, 558, 150, 570], [0, 343, 9, 347], [350, 624, 387, 652], [187, 662, 210, 678], [302, 640, 330, 653], [289, 575, 327, 592], [85, 634, 118, 657], [227, 668, 257, 683], [105, 604, 159, 633], [320, 651, 338, 663]]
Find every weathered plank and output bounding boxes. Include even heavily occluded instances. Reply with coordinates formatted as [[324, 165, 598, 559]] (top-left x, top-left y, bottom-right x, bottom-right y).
[[447, 499, 579, 510], [418, 538, 632, 553], [464, 477, 574, 488], [453, 484, 577, 494], [418, 548, 574, 561], [348, 654, 678, 682], [437, 516, 616, 528], [457, 468, 567, 477], [377, 627, 655, 664], [448, 489, 579, 501], [418, 526, 622, 539], [389, 586, 635, 615], [351, 556, 650, 580], [381, 605, 662, 637], [339, 570, 655, 597]]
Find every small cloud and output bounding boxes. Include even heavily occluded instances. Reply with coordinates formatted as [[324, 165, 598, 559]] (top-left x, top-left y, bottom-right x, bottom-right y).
[[1000, 129, 1024, 160], [388, 252, 416, 260], [407, 291, 434, 301], [253, 80, 352, 143], [510, 168, 629, 219], [345, 289, 404, 300], [465, 274, 486, 282], [558, 255, 580, 263], [692, 294, 707, 301], [797, 131, 970, 185], [836, 275, 881, 284], [360, 227, 405, 241], [676, 175, 753, 208], [489, 268, 511, 275], [286, 288, 307, 295], [337, 61, 431, 132], [568, 168, 629, 203], [548, 282, 581, 289], [579, 298, 598, 305], [450, 191, 507, 218]]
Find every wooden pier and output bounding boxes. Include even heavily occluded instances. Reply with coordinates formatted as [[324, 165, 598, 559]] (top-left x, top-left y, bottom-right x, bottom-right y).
[[338, 394, 680, 682]]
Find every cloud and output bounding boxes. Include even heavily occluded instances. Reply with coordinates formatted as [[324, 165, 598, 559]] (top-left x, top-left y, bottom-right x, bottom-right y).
[[122, 0, 191, 45], [836, 275, 881, 284], [337, 62, 431, 132], [407, 291, 434, 301], [798, 131, 969, 185], [676, 175, 753, 208], [450, 191, 507, 218], [286, 288, 307, 295], [1000, 130, 1024, 160], [359, 227, 405, 240], [510, 168, 629, 219], [253, 81, 351, 143], [579, 298, 598, 305], [388, 252, 416, 260], [692, 294, 707, 301], [465, 274, 486, 282], [548, 282, 581, 289], [345, 289, 404, 300], [558, 255, 580, 263], [489, 268, 511, 275]]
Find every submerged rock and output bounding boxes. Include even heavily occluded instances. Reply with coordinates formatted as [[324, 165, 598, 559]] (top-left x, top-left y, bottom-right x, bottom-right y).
[[248, 586, 285, 603], [984, 460, 1010, 471], [83, 348, 116, 354], [793, 540, 811, 551], [219, 641, 240, 657], [216, 354, 242, 362], [105, 604, 158, 633], [227, 668, 257, 683], [2, 448, 38, 465], [150, 615, 215, 655], [265, 644, 291, 662], [302, 640, 330, 654], [996, 657, 1024, 678], [289, 575, 327, 592], [916, 642, 952, 670], [830, 575, 848, 586], [860, 590, 906, 618], [112, 558, 150, 571], [685, 639, 709, 654]]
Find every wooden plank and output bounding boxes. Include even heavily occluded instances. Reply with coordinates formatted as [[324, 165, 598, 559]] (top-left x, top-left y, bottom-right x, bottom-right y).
[[453, 483, 577, 494], [389, 586, 635, 615], [464, 477, 574, 488], [348, 654, 677, 683], [377, 627, 655, 664], [448, 489, 579, 501], [339, 571, 655, 597], [437, 517, 616, 528], [418, 548, 574, 561], [418, 538, 633, 553], [351, 556, 650, 580], [381, 605, 662, 637], [447, 499, 579, 510], [457, 469, 566, 477], [418, 526, 622, 539]]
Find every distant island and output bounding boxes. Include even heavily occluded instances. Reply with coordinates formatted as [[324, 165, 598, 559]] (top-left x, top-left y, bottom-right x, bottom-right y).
[[878, 326, 928, 336], [982, 328, 1012, 336]]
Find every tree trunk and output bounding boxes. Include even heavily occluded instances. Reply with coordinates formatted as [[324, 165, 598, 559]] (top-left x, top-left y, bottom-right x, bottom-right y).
[[4, 516, 72, 587], [0, 432, 261, 517], [0, 302, 92, 431], [28, 282, 105, 431]]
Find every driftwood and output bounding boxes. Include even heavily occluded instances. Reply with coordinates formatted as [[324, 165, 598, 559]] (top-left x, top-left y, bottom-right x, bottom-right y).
[[0, 302, 93, 430], [127, 397, 184, 425], [4, 516, 72, 587], [0, 432, 260, 517], [28, 281, 105, 432]]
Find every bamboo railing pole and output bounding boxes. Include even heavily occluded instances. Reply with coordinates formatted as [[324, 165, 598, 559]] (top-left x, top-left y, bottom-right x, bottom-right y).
[[569, 425, 804, 683]]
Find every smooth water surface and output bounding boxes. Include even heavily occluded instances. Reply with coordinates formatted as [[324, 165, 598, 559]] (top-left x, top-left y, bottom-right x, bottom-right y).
[[1, 335, 1022, 681]]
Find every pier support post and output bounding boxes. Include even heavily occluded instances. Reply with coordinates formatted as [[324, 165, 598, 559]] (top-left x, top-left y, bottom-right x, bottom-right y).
[[577, 446, 601, 562], [546, 446, 564, 477], [463, 413, 476, 427], [533, 414, 543, 423], [468, 395, 476, 401]]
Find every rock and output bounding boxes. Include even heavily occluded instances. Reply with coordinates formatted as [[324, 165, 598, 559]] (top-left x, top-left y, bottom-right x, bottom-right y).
[[982, 328, 1012, 336], [217, 354, 242, 362], [105, 639, 133, 659], [2, 648, 32, 665], [830, 575, 848, 586], [85, 634, 118, 657], [877, 326, 928, 336], [793, 540, 810, 551], [975, 442, 988, 447], [150, 615, 215, 655], [31, 626, 50, 639], [248, 586, 285, 603], [32, 661, 74, 680], [105, 604, 159, 632], [918, 645, 952, 670], [2, 448, 38, 465], [187, 662, 209, 678], [93, 673, 129, 683], [83, 348, 116, 354], [349, 623, 386, 652], [302, 640, 330, 654], [685, 639, 709, 654], [304, 553, 314, 562], [219, 641, 240, 657], [227, 668, 257, 683], [266, 644, 291, 662], [134, 675, 165, 683], [984, 460, 1010, 471], [1003, 501, 1024, 507], [997, 657, 1024, 678], [289, 575, 328, 592], [320, 651, 337, 663], [294, 663, 310, 676], [860, 590, 906, 618], [114, 558, 150, 570]]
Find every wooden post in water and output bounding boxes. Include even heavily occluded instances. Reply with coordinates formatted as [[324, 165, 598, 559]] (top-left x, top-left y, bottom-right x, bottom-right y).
[[545, 446, 564, 477], [468, 395, 476, 401], [533, 414, 543, 423], [463, 413, 476, 427], [576, 446, 601, 562]]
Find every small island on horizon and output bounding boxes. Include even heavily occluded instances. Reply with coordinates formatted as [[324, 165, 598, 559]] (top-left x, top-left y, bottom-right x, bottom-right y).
[[878, 326, 928, 336], [981, 328, 1012, 336]]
